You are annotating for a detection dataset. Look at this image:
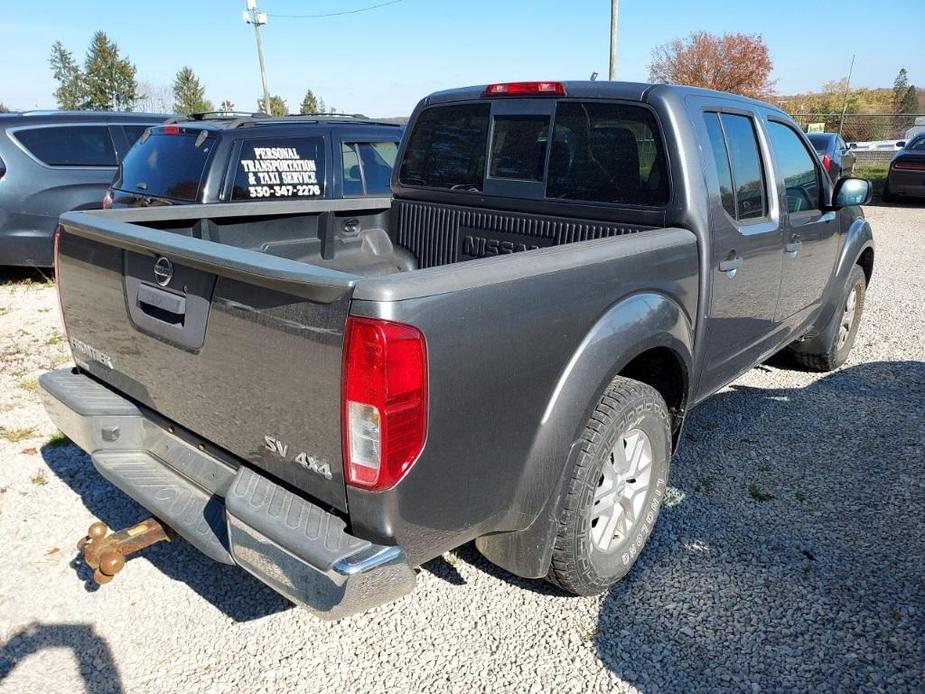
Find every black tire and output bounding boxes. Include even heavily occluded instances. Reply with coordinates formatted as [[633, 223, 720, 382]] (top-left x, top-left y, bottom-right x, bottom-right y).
[[546, 377, 671, 596], [881, 181, 897, 203], [792, 264, 867, 372]]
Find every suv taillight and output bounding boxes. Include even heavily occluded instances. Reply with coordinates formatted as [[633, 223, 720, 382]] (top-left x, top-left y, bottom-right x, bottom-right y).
[[821, 154, 832, 172], [342, 317, 427, 490]]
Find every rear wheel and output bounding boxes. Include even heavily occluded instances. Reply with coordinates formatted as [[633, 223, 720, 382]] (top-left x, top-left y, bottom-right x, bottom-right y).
[[546, 377, 671, 596], [792, 264, 867, 372]]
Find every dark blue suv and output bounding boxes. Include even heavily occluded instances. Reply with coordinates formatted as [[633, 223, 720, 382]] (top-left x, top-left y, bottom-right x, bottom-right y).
[[109, 113, 403, 209]]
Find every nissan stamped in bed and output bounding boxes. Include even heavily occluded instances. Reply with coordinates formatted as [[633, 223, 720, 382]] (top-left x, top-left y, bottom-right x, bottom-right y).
[[41, 81, 875, 620]]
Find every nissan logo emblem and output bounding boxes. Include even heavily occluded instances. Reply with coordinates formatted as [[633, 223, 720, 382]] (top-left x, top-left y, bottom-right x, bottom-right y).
[[153, 256, 174, 287]]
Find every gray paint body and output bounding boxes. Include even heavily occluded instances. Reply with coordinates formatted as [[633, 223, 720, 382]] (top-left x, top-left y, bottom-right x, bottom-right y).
[[0, 111, 168, 266], [52, 82, 873, 580]]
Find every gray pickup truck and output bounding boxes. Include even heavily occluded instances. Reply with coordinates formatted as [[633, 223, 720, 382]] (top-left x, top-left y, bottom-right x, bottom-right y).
[[41, 81, 874, 620]]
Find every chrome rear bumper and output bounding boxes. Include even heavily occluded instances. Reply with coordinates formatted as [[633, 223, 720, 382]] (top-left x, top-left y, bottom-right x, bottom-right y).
[[39, 368, 416, 620]]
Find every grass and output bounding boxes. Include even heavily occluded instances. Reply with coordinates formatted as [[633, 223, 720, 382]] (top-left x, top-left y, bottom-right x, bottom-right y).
[[45, 330, 66, 346], [16, 377, 39, 394], [30, 470, 48, 486], [46, 431, 71, 448], [664, 486, 687, 508], [0, 426, 37, 443], [854, 165, 890, 198], [748, 482, 775, 502]]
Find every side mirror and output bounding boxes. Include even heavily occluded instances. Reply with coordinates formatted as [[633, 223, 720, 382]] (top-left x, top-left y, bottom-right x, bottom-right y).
[[896, 141, 906, 149], [831, 177, 871, 208]]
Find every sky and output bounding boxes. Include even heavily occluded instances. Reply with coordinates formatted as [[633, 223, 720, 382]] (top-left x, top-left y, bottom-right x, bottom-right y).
[[2, 0, 922, 116]]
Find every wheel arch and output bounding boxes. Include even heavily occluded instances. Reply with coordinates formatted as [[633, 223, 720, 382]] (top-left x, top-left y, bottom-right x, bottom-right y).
[[475, 291, 693, 579]]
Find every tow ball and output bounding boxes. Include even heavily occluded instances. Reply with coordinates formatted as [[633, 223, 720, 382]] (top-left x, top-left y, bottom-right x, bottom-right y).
[[76, 518, 171, 585]]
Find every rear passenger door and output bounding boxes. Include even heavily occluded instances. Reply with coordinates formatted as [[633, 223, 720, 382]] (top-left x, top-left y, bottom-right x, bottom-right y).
[[765, 119, 840, 323], [698, 109, 784, 394]]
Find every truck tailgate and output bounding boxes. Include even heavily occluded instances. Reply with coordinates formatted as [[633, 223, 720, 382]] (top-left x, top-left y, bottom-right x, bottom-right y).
[[56, 209, 359, 511]]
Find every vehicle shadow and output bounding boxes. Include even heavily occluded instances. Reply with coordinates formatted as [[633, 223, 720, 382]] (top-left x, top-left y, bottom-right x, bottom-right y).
[[0, 622, 122, 694], [0, 266, 54, 285], [40, 446, 290, 622], [592, 360, 925, 690]]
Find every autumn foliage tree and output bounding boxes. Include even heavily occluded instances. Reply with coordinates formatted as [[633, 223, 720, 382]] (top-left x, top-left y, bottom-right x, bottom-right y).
[[648, 32, 775, 99]]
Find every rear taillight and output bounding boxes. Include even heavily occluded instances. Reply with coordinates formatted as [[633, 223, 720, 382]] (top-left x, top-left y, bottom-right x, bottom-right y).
[[484, 81, 566, 96], [342, 317, 427, 490], [53, 225, 68, 339], [821, 154, 832, 172], [101, 190, 113, 209], [161, 124, 180, 135], [893, 159, 925, 171]]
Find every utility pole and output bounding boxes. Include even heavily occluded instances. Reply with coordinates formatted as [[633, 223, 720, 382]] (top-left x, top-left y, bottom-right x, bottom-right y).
[[609, 0, 619, 80], [837, 54, 855, 136], [242, 0, 271, 113]]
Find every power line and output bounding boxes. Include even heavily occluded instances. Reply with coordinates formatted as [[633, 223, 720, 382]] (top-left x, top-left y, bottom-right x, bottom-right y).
[[267, 0, 402, 19]]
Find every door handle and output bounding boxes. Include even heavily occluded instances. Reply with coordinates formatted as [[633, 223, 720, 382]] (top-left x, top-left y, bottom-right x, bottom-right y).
[[719, 253, 745, 273], [785, 234, 802, 256]]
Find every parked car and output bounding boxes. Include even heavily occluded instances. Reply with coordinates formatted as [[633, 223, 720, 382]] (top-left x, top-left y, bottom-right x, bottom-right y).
[[807, 132, 855, 182], [0, 110, 168, 266], [107, 113, 403, 209], [42, 81, 873, 620], [882, 134, 925, 202]]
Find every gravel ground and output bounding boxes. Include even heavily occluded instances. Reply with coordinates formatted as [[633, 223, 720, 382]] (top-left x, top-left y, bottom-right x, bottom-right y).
[[0, 205, 923, 693]]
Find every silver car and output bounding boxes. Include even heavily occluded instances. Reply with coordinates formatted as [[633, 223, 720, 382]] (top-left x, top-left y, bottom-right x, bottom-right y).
[[0, 111, 167, 266]]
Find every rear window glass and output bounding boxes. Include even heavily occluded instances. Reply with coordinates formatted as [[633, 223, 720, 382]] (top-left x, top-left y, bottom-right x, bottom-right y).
[[15, 125, 116, 167], [231, 137, 324, 200], [489, 116, 550, 181], [547, 102, 669, 205], [117, 132, 214, 201], [806, 134, 830, 154], [342, 141, 398, 196], [399, 103, 490, 190], [123, 125, 153, 146]]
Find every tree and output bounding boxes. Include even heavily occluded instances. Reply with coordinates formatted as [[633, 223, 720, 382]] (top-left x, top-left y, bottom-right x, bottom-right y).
[[219, 99, 235, 113], [49, 41, 84, 109], [0, 103, 9, 113], [173, 67, 212, 114], [648, 32, 775, 99], [299, 89, 319, 114], [318, 98, 326, 114], [892, 68, 918, 130], [258, 94, 287, 116], [82, 31, 137, 110], [133, 80, 172, 113]]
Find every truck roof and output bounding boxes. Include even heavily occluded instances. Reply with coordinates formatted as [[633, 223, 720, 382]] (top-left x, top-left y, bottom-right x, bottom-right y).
[[420, 80, 786, 115]]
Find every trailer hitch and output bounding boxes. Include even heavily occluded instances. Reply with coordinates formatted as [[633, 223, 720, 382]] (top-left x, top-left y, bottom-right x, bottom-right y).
[[77, 518, 171, 585]]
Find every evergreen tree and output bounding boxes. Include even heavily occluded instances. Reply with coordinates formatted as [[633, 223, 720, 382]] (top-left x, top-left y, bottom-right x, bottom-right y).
[[82, 31, 137, 110], [49, 41, 85, 110], [173, 67, 212, 114], [219, 99, 235, 113], [892, 68, 918, 130], [258, 94, 287, 116], [299, 89, 319, 114]]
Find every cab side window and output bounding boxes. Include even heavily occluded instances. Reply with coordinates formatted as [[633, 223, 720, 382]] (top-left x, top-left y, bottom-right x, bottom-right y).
[[703, 112, 768, 221], [767, 122, 821, 213]]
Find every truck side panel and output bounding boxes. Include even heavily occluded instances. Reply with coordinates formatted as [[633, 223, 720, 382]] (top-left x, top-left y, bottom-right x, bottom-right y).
[[346, 227, 699, 566]]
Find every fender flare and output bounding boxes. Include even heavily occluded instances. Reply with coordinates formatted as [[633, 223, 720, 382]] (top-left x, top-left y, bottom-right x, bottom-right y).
[[476, 291, 694, 579], [792, 216, 874, 355]]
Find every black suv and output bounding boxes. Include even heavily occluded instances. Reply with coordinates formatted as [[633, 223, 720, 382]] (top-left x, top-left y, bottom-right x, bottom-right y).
[[109, 113, 403, 208]]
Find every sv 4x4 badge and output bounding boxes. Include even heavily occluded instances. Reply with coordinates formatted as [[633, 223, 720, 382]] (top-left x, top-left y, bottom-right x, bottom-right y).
[[263, 435, 333, 480]]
